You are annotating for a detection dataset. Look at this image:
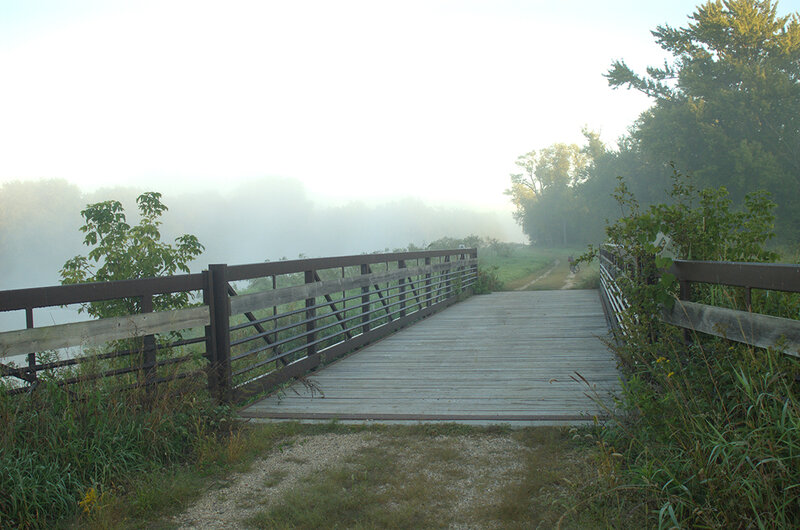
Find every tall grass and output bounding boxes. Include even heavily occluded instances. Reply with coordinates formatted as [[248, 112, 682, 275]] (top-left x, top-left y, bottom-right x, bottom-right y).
[[0, 375, 232, 528], [594, 287, 800, 526]]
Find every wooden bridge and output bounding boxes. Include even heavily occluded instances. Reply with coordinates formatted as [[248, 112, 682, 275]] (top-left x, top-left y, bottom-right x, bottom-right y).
[[240, 290, 618, 425], [2, 246, 798, 426]]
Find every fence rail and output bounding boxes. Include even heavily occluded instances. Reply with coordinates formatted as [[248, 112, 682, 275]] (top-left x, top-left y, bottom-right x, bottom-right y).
[[0, 249, 477, 400], [599, 244, 800, 356]]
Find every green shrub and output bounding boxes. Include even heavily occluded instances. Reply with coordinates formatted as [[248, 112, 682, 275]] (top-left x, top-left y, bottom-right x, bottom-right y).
[[582, 170, 800, 526], [0, 379, 231, 528], [473, 266, 503, 294]]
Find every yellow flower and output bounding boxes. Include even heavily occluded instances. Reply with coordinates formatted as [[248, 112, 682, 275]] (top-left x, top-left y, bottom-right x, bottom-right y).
[[79, 487, 98, 514], [667, 371, 675, 378], [656, 356, 666, 364]]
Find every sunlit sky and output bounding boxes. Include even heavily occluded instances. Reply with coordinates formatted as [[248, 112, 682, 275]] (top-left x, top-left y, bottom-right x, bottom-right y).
[[1, 0, 773, 211]]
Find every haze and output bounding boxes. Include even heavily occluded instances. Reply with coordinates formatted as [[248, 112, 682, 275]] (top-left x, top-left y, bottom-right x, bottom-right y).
[[0, 1, 706, 204], [3, 0, 787, 297]]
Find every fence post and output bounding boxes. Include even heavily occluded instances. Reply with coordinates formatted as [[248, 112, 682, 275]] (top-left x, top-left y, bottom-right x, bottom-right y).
[[208, 264, 232, 402], [679, 279, 692, 344], [425, 257, 432, 307], [444, 254, 452, 298], [140, 293, 157, 390], [24, 308, 37, 385], [305, 270, 317, 357], [470, 249, 478, 292], [360, 264, 370, 333], [399, 259, 407, 318]]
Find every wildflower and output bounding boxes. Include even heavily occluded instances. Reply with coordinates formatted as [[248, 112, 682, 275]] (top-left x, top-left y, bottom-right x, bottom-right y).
[[667, 371, 675, 378], [79, 487, 98, 514], [656, 356, 666, 363]]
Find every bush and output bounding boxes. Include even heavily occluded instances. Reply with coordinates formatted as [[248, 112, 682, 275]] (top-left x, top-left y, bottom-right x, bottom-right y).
[[583, 170, 800, 526], [472, 266, 503, 294]]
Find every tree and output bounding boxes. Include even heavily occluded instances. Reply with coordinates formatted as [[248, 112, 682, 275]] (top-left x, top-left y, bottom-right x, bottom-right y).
[[60, 192, 204, 318], [605, 0, 800, 239], [506, 136, 598, 246]]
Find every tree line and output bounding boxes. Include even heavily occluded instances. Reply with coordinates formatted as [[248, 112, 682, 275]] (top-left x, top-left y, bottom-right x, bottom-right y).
[[507, 0, 800, 248]]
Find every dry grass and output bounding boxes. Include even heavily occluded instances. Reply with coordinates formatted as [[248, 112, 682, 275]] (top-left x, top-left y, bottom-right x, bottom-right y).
[[149, 423, 612, 529]]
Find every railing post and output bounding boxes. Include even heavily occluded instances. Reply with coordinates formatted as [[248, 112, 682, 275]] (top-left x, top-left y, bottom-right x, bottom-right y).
[[208, 264, 232, 402], [361, 263, 370, 334], [425, 257, 432, 307], [305, 270, 317, 357], [24, 307, 37, 385], [140, 293, 157, 390], [470, 249, 478, 292], [399, 259, 407, 317], [444, 254, 452, 298], [679, 279, 692, 344], [202, 269, 217, 396]]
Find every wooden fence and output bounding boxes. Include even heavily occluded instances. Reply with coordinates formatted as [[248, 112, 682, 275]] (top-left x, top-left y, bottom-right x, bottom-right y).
[[0, 248, 478, 401], [599, 244, 800, 356]]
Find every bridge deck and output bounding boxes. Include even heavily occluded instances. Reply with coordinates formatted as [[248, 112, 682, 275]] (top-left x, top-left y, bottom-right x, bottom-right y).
[[239, 290, 620, 425]]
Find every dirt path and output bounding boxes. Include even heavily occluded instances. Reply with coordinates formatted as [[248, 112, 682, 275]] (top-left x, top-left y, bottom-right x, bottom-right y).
[[171, 431, 536, 529], [514, 259, 560, 291], [561, 270, 577, 290]]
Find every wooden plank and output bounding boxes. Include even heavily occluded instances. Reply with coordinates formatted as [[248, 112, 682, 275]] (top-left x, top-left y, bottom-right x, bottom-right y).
[[231, 259, 476, 315], [0, 306, 210, 358], [239, 290, 621, 424], [670, 260, 800, 292], [0, 273, 204, 311], [662, 300, 800, 357], [225, 248, 477, 281]]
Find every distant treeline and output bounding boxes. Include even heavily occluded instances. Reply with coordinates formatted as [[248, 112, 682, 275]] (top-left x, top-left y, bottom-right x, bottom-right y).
[[507, 0, 800, 248], [0, 178, 519, 291]]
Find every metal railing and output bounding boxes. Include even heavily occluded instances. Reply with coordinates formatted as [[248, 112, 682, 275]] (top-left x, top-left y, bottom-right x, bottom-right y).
[[0, 249, 478, 401]]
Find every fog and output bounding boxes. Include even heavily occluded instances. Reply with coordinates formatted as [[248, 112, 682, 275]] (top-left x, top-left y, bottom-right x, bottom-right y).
[[0, 177, 522, 293]]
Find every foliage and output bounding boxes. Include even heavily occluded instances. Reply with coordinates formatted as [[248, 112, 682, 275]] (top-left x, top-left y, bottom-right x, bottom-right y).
[[582, 171, 800, 526], [505, 132, 600, 246], [60, 192, 204, 318], [0, 378, 232, 528], [472, 266, 503, 294], [605, 0, 800, 240], [509, 1, 800, 246]]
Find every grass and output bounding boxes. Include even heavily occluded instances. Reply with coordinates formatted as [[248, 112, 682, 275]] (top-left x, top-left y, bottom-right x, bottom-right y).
[[0, 375, 235, 529], [13, 419, 620, 528], [218, 424, 610, 529], [1, 240, 610, 528], [478, 245, 600, 291]]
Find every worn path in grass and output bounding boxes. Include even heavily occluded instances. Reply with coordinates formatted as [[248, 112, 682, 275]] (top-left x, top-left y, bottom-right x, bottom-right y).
[[514, 259, 560, 291], [171, 425, 603, 529]]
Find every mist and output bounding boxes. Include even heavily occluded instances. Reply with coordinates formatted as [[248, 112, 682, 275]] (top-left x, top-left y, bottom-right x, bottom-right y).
[[0, 177, 523, 292]]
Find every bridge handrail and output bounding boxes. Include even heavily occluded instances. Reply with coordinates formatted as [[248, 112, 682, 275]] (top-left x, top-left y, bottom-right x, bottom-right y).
[[0, 248, 478, 401], [599, 244, 800, 356]]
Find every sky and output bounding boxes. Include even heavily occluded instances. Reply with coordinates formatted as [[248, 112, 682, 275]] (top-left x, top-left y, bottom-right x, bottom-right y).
[[2, 0, 788, 214]]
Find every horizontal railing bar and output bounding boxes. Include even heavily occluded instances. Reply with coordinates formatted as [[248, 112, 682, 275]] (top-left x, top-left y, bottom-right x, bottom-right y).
[[233, 287, 463, 379], [42, 353, 197, 387], [6, 367, 205, 396], [0, 274, 204, 312], [232, 283, 460, 369], [230, 259, 476, 316], [662, 300, 800, 356], [226, 249, 476, 282], [0, 306, 210, 358], [229, 267, 468, 334], [670, 260, 800, 293], [13, 335, 207, 373], [230, 276, 465, 354]]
